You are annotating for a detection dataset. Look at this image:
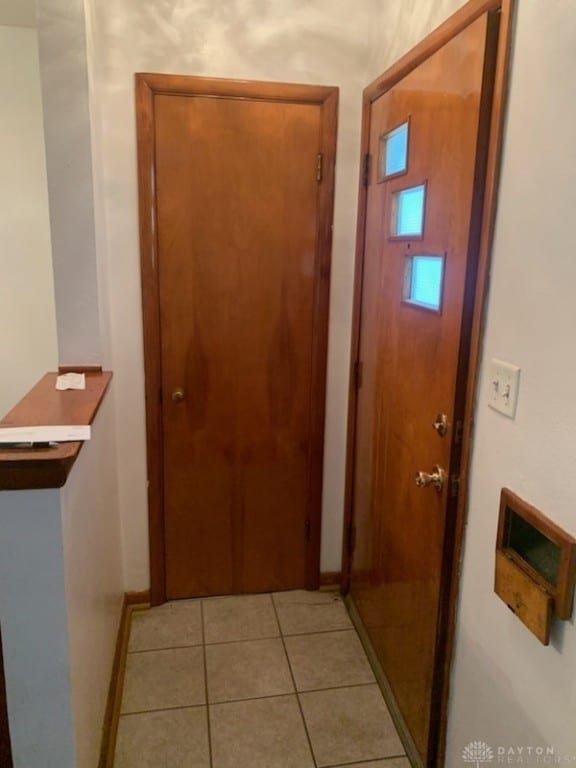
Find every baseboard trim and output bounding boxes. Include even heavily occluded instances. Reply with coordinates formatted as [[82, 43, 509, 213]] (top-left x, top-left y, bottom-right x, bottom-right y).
[[345, 594, 423, 768], [99, 591, 150, 768], [319, 571, 342, 590], [125, 590, 151, 606]]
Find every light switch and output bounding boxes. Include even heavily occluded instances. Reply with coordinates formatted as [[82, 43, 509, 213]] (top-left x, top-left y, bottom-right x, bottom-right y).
[[488, 358, 521, 418]]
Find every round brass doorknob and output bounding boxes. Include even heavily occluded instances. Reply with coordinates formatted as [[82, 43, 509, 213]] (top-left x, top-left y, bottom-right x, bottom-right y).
[[171, 388, 185, 403]]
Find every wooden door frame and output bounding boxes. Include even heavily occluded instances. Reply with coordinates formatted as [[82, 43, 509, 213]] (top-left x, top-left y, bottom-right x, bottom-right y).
[[340, 0, 516, 765], [136, 73, 338, 606]]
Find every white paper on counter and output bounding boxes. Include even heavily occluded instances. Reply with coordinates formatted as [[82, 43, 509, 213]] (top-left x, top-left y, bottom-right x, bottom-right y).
[[56, 373, 86, 390], [0, 425, 91, 443]]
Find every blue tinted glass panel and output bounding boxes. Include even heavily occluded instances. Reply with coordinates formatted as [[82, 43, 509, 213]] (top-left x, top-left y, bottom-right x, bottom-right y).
[[393, 184, 425, 236], [404, 255, 444, 310], [380, 121, 408, 177]]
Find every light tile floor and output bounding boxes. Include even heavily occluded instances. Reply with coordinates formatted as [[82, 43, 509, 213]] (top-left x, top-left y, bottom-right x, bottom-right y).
[[114, 590, 409, 768]]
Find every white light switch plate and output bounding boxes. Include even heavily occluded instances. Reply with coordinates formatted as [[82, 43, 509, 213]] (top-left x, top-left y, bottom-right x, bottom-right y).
[[488, 358, 521, 418]]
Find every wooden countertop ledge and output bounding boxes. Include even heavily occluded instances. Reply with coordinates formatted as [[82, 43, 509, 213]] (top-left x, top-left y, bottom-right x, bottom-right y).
[[0, 371, 112, 491]]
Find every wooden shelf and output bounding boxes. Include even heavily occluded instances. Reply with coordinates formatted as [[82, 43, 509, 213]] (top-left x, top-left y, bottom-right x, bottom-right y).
[[0, 371, 112, 491]]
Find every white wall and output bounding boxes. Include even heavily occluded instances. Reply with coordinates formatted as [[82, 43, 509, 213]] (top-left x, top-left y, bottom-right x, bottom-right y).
[[85, 0, 379, 586], [0, 489, 76, 768], [0, 391, 124, 768], [446, 1, 576, 761], [0, 0, 35, 27], [61, 391, 124, 768], [366, 0, 467, 81], [36, 0, 102, 366], [0, 25, 58, 417]]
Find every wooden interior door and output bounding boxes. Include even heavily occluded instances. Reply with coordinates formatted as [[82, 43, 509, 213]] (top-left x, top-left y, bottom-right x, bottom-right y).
[[137, 76, 337, 601], [348, 13, 499, 766]]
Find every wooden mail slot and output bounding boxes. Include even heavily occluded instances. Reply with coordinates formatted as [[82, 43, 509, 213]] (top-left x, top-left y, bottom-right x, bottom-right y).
[[495, 488, 576, 644], [495, 550, 553, 645]]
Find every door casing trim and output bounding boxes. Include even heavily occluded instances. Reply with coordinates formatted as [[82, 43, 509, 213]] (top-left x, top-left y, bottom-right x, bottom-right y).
[[340, 0, 517, 764], [135, 73, 338, 606]]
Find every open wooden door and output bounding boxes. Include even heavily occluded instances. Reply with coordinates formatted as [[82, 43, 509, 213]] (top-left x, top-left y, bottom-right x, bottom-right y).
[[343, 2, 514, 766]]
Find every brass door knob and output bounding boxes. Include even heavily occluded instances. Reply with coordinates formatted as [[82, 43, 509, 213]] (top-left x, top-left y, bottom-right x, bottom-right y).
[[171, 388, 185, 403], [415, 465, 446, 492]]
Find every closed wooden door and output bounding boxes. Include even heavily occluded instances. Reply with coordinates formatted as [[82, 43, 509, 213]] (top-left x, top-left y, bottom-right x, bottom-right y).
[[137, 76, 337, 600], [348, 14, 499, 765]]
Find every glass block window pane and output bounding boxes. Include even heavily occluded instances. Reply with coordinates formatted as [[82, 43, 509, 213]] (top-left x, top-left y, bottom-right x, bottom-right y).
[[392, 183, 426, 237], [379, 121, 409, 178], [403, 254, 444, 311]]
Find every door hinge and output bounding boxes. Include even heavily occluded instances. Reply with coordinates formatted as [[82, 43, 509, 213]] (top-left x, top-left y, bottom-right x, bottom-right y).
[[305, 519, 311, 543], [450, 474, 461, 499], [354, 360, 363, 390], [454, 419, 464, 445], [316, 153, 323, 183], [363, 153, 371, 187], [348, 523, 357, 558]]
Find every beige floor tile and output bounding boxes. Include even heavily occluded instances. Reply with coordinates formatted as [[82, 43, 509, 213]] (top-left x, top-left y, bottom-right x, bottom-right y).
[[285, 629, 375, 691], [203, 594, 279, 643], [210, 695, 314, 768], [273, 590, 352, 635], [206, 638, 293, 702], [300, 684, 404, 767], [121, 647, 205, 713], [128, 601, 202, 652], [332, 760, 409, 768], [114, 707, 209, 768]]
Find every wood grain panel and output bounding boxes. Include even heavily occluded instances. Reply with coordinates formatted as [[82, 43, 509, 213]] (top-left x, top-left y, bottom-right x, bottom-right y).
[[137, 75, 337, 601], [347, 13, 499, 766], [495, 551, 553, 645], [157, 95, 320, 597], [343, 2, 516, 765]]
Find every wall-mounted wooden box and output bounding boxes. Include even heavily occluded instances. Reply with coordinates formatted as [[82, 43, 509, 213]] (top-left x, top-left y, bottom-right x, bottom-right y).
[[495, 488, 576, 645]]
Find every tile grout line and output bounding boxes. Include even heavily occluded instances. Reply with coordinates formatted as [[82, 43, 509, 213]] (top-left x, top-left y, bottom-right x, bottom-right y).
[[292, 681, 376, 696], [127, 643, 204, 655], [278, 593, 403, 767], [280, 626, 354, 638], [200, 599, 214, 768], [120, 680, 379, 717], [127, 625, 357, 655], [125, 593, 405, 764], [216, 680, 377, 703], [120, 702, 208, 718], [270, 593, 319, 768], [326, 756, 409, 768]]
